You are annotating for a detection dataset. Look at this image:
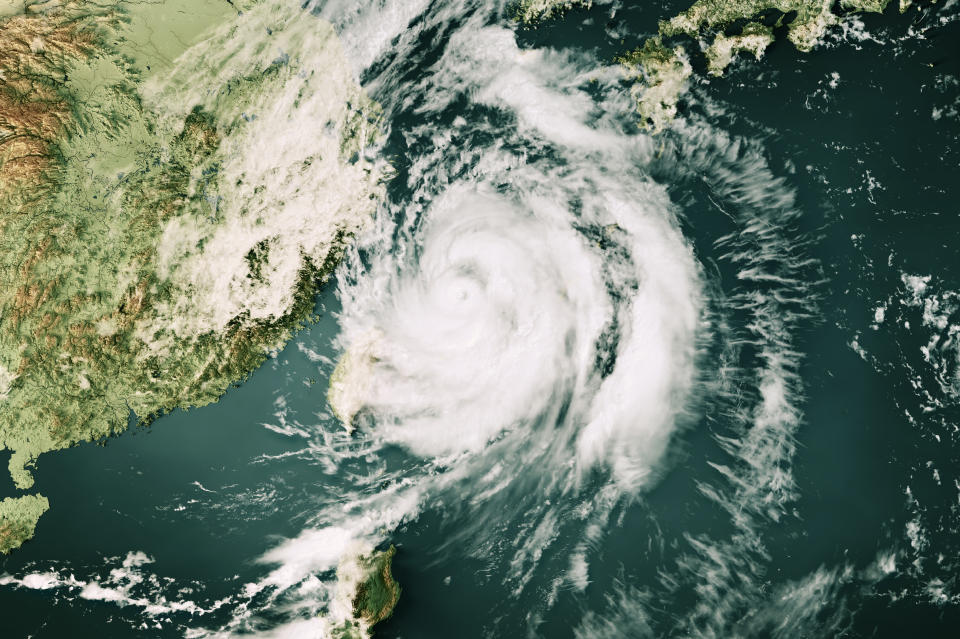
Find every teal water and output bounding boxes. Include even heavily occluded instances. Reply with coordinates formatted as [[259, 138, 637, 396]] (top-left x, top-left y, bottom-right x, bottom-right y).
[[0, 296, 346, 636], [2, 1, 959, 637]]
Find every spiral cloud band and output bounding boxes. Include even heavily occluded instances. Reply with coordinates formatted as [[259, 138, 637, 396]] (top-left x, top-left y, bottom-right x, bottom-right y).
[[331, 30, 703, 498]]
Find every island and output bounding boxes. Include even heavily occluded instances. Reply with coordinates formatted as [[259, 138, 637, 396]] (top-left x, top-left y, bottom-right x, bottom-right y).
[[328, 546, 402, 639], [520, 0, 928, 131]]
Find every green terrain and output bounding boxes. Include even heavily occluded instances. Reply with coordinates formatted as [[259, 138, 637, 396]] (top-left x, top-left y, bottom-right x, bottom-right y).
[[329, 546, 402, 639], [0, 0, 383, 552], [521, 0, 922, 130], [0, 494, 47, 554]]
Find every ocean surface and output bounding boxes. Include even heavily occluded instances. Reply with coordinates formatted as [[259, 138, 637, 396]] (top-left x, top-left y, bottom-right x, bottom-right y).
[[1, 1, 959, 637]]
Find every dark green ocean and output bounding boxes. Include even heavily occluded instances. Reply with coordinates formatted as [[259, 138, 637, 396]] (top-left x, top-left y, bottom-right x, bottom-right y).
[[2, 1, 959, 637]]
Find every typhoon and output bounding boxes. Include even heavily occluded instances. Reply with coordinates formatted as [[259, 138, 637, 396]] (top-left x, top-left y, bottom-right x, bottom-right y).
[[0, 0, 958, 638]]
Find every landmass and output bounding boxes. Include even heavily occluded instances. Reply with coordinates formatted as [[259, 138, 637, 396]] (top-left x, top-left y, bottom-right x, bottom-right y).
[[0, 0, 383, 552], [519, 0, 926, 130], [617, 38, 693, 134], [327, 546, 401, 639], [703, 22, 775, 76], [351, 546, 402, 628], [327, 329, 382, 431], [0, 494, 48, 554]]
